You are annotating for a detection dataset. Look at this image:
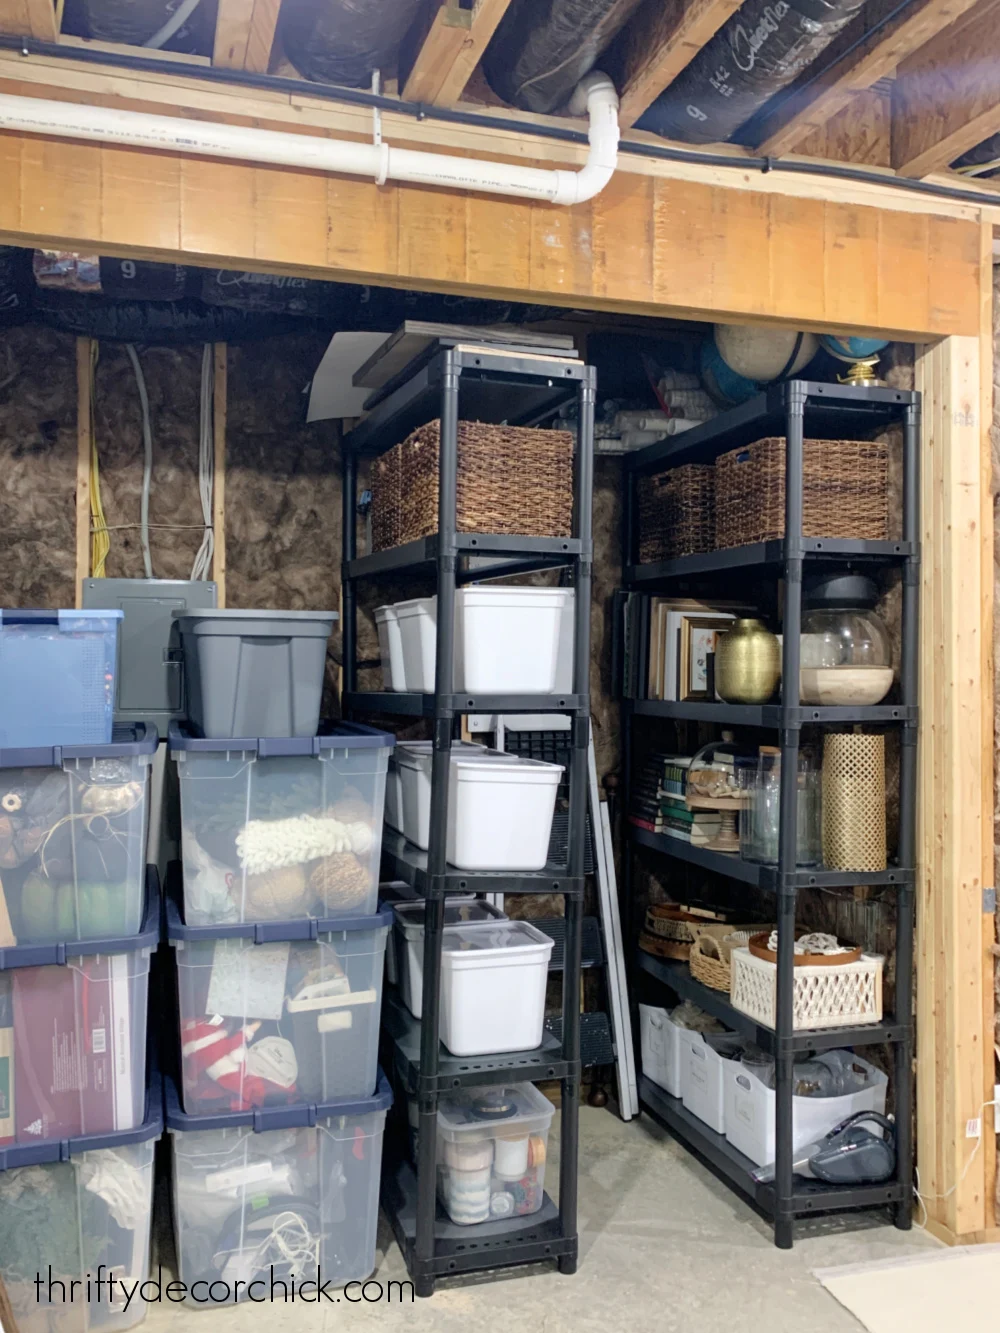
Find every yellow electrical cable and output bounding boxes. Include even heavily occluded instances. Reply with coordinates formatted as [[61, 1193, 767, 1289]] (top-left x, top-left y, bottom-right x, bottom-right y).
[[88, 340, 111, 579], [954, 158, 1000, 177]]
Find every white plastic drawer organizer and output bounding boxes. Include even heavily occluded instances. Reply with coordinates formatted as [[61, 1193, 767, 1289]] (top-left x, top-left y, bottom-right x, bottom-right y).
[[376, 587, 573, 693], [166, 1071, 392, 1299], [168, 890, 391, 1113]]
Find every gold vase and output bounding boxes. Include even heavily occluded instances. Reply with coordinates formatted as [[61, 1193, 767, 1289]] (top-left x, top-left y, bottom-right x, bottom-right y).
[[715, 619, 781, 704]]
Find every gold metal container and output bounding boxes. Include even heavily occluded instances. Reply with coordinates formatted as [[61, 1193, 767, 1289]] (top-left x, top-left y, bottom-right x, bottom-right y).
[[714, 619, 781, 704]]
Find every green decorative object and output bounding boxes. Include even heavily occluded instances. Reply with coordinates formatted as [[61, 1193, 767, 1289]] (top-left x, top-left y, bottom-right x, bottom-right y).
[[714, 618, 781, 704]]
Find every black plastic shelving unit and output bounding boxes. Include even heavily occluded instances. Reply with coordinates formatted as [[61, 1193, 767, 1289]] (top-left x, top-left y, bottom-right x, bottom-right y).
[[342, 342, 594, 1295], [620, 379, 919, 1249]]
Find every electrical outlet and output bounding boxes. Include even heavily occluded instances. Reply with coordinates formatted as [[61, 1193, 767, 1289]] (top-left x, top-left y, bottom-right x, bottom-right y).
[[966, 1117, 982, 1139]]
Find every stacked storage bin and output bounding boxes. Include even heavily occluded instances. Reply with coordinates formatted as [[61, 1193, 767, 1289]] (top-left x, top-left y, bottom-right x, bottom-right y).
[[164, 617, 395, 1299], [0, 609, 163, 1333]]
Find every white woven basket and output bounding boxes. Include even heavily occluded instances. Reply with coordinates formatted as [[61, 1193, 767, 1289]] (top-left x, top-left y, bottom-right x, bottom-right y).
[[729, 947, 883, 1030]]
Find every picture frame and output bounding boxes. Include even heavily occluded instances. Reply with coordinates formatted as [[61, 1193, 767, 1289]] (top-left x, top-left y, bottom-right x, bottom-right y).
[[679, 616, 733, 701]]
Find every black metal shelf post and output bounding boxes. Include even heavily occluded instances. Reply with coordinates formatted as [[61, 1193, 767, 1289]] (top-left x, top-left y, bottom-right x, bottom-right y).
[[619, 379, 919, 1248], [342, 343, 594, 1295]]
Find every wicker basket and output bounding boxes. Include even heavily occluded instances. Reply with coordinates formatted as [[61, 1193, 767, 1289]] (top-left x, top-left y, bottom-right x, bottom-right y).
[[689, 924, 761, 991], [370, 419, 574, 552], [729, 946, 884, 1030], [637, 464, 715, 564], [714, 437, 889, 550]]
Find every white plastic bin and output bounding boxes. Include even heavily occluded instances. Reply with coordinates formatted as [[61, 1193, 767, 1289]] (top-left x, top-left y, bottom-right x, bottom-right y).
[[0, 1097, 160, 1333], [639, 1004, 683, 1099], [169, 897, 391, 1113], [395, 740, 492, 850], [680, 1031, 744, 1135], [436, 1082, 554, 1226], [167, 1073, 391, 1297], [0, 725, 157, 945], [724, 1051, 888, 1167], [393, 898, 507, 1019], [375, 604, 405, 691], [171, 722, 393, 926], [392, 587, 574, 694], [438, 921, 553, 1055], [1, 872, 158, 1144]]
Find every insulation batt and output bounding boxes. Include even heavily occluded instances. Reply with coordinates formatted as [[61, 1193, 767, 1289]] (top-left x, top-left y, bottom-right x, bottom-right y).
[[236, 815, 374, 873], [280, 0, 425, 86], [637, 0, 868, 145]]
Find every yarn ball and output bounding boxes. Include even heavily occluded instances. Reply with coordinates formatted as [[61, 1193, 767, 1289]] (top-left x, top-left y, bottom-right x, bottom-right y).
[[245, 865, 308, 919], [308, 854, 372, 911]]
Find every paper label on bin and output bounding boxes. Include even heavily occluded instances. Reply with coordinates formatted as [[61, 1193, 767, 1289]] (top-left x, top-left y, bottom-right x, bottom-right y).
[[206, 940, 290, 1022], [205, 1160, 276, 1193], [245, 1036, 298, 1088]]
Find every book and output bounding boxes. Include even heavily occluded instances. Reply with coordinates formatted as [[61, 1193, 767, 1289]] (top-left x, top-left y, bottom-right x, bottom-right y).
[[0, 977, 12, 1144]]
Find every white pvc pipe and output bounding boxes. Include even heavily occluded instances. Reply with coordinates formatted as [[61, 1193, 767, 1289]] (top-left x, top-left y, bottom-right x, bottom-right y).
[[0, 72, 620, 206]]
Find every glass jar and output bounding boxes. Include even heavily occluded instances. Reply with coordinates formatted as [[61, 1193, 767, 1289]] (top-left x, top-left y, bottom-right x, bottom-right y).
[[685, 732, 750, 854], [799, 573, 893, 706], [739, 748, 821, 866]]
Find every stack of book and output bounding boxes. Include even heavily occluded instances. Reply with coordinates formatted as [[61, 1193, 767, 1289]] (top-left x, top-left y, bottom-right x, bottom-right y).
[[630, 752, 721, 844]]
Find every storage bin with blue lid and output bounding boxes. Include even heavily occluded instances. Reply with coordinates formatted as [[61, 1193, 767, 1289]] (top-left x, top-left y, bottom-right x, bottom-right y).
[[167, 883, 391, 1113], [169, 721, 394, 927], [0, 1070, 162, 1333], [0, 867, 160, 1146], [0, 609, 123, 749], [166, 1069, 391, 1298], [0, 724, 158, 947]]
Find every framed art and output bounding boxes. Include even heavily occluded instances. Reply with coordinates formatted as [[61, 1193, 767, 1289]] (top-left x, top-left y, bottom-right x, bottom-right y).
[[679, 615, 732, 701]]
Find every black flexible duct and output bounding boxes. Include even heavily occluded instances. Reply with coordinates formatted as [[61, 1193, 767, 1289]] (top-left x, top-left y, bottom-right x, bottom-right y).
[[0, 33, 996, 210]]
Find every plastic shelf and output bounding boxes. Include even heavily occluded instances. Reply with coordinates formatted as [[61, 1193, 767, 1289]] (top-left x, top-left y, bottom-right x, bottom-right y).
[[347, 691, 588, 718], [627, 699, 915, 726], [626, 538, 912, 586], [381, 829, 585, 897], [346, 533, 584, 581]]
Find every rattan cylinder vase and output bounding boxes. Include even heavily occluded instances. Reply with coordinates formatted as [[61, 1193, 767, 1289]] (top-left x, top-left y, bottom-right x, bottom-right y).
[[821, 732, 887, 871]]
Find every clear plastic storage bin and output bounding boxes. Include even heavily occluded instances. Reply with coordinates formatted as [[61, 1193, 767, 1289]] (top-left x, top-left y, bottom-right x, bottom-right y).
[[436, 1082, 554, 1226], [168, 893, 391, 1113], [166, 1071, 391, 1298], [0, 725, 157, 945], [0, 868, 158, 1144], [170, 722, 393, 926], [0, 609, 123, 749], [0, 1078, 162, 1333]]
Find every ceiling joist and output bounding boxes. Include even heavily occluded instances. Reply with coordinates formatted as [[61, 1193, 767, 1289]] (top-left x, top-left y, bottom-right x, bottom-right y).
[[892, 0, 1000, 177], [213, 0, 281, 74], [0, 0, 60, 41], [749, 0, 984, 158], [603, 0, 743, 129], [400, 0, 513, 107]]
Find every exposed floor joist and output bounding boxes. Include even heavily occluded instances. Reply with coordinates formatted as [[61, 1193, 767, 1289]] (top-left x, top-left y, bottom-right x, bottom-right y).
[[892, 0, 1000, 178], [603, 0, 743, 129], [0, 0, 60, 41], [749, 0, 984, 158], [400, 0, 514, 106], [213, 0, 281, 74]]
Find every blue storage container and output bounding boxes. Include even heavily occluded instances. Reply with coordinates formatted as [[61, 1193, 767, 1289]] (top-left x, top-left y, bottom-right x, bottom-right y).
[[166, 1070, 391, 1299], [0, 609, 123, 748]]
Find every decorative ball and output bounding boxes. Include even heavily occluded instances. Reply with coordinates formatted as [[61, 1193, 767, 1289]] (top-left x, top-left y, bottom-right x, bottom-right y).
[[701, 339, 759, 406], [308, 854, 371, 911], [245, 865, 308, 919], [820, 334, 890, 363], [714, 324, 819, 382]]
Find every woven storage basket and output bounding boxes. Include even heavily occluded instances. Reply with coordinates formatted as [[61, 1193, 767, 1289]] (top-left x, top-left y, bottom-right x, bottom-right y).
[[637, 464, 715, 563], [689, 924, 762, 991], [370, 448, 402, 553], [729, 946, 884, 1030], [371, 419, 573, 552], [714, 437, 889, 549]]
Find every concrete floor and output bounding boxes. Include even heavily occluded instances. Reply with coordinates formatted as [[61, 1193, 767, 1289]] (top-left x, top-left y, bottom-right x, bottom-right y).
[[147, 1106, 940, 1333]]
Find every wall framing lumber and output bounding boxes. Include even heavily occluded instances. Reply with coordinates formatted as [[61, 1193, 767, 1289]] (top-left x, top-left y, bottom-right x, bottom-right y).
[[74, 335, 91, 607], [212, 342, 227, 606], [213, 0, 281, 74], [0, 0, 59, 41], [399, 0, 473, 104]]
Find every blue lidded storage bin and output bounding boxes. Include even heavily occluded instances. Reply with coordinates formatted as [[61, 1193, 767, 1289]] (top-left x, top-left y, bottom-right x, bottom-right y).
[[0, 1073, 163, 1333], [166, 1070, 392, 1298], [169, 721, 394, 927], [0, 609, 123, 748]]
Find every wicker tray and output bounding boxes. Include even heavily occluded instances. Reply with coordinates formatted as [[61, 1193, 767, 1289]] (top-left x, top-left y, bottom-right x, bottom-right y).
[[639, 931, 692, 961], [689, 924, 764, 991], [644, 904, 711, 944], [637, 464, 714, 564], [370, 419, 573, 552], [714, 437, 889, 549]]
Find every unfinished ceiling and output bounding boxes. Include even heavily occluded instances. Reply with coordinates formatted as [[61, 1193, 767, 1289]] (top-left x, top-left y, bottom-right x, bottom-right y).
[[0, 0, 997, 187]]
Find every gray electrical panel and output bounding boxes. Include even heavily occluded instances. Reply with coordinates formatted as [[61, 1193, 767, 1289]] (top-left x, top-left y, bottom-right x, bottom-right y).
[[82, 577, 217, 731]]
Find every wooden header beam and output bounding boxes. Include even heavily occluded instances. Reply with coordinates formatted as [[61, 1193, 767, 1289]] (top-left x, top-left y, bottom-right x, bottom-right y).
[[213, 0, 281, 74], [892, 0, 1000, 179], [0, 0, 59, 41]]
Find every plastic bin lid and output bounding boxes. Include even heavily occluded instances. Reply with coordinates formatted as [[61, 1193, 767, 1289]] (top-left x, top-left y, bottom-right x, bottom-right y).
[[163, 1067, 393, 1133], [169, 719, 394, 756], [393, 900, 507, 936], [0, 609, 124, 624], [0, 863, 161, 970], [0, 1069, 164, 1171], [437, 1082, 554, 1134], [173, 608, 338, 624], [165, 874, 392, 944], [0, 721, 160, 771], [440, 920, 554, 954], [452, 755, 564, 782]]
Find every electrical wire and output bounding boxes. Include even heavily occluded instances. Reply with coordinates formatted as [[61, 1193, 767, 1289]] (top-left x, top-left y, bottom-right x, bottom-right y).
[[191, 342, 215, 581], [143, 0, 204, 50], [955, 158, 1000, 178], [88, 340, 111, 579], [124, 343, 154, 579], [912, 1096, 998, 1229]]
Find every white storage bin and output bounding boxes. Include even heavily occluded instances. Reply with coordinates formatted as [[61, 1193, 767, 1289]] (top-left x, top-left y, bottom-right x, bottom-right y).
[[167, 1073, 391, 1297], [394, 597, 437, 692], [375, 604, 405, 691], [679, 1031, 745, 1135], [395, 740, 494, 851], [393, 897, 507, 1019], [169, 898, 391, 1113], [724, 1052, 888, 1167], [448, 755, 562, 870], [639, 1003, 683, 1099], [436, 1082, 554, 1226], [385, 751, 404, 832], [438, 921, 553, 1056]]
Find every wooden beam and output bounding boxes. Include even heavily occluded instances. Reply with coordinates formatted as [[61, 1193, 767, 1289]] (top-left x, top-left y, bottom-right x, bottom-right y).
[[892, 0, 1000, 179], [75, 336, 92, 606], [795, 85, 891, 168], [751, 0, 984, 158], [414, 0, 514, 107], [603, 0, 744, 129], [213, 0, 280, 74], [212, 342, 227, 606], [400, 0, 472, 104], [0, 0, 59, 41]]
